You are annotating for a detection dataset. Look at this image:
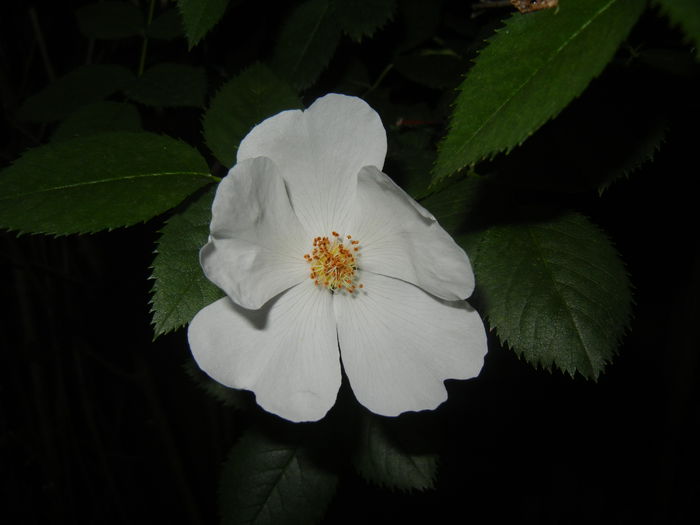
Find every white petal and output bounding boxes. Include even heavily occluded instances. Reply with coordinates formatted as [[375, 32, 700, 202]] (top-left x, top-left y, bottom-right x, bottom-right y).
[[237, 94, 387, 235], [335, 272, 487, 417], [188, 282, 341, 422], [202, 156, 308, 309], [347, 166, 475, 300]]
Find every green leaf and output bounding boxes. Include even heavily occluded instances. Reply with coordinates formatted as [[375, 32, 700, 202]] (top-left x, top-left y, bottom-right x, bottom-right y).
[[150, 187, 224, 336], [597, 121, 666, 195], [396, 0, 443, 52], [386, 129, 436, 199], [148, 8, 184, 40], [183, 359, 250, 409], [17, 65, 135, 123], [126, 63, 207, 108], [0, 132, 214, 235], [419, 175, 484, 235], [433, 0, 646, 183], [220, 428, 338, 525], [52, 101, 141, 142], [75, 1, 144, 40], [271, 0, 341, 90], [636, 47, 698, 77], [654, 0, 700, 59], [177, 0, 230, 48], [331, 57, 371, 96], [203, 63, 302, 168], [335, 0, 395, 41], [471, 212, 632, 379], [353, 413, 438, 492]]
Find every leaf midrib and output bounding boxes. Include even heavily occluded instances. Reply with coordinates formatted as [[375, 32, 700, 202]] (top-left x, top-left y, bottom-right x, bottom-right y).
[[152, 268, 199, 333], [1, 170, 213, 201], [186, 0, 218, 41], [525, 225, 598, 374], [246, 446, 300, 525], [289, 0, 331, 76], [365, 417, 434, 491], [448, 0, 618, 165]]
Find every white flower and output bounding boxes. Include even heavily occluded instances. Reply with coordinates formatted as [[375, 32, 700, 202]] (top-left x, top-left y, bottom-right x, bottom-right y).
[[188, 94, 487, 423]]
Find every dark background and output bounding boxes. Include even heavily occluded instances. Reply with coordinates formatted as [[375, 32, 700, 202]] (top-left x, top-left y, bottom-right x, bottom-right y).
[[1, 1, 698, 523]]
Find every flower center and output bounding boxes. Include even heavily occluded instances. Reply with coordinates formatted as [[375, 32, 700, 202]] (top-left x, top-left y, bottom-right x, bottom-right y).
[[304, 231, 363, 294]]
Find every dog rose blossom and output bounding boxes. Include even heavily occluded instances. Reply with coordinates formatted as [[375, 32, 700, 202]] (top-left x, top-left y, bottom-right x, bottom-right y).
[[188, 94, 487, 422]]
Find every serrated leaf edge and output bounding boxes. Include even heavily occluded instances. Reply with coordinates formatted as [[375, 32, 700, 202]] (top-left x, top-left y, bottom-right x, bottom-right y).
[[355, 416, 438, 493], [435, 0, 638, 180], [478, 214, 633, 380]]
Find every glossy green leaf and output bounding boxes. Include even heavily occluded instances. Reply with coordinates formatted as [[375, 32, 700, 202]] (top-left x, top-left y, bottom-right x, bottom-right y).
[[433, 0, 646, 183], [271, 0, 341, 90], [336, 0, 395, 41], [654, 0, 700, 59], [52, 101, 141, 142], [353, 414, 438, 492], [126, 63, 207, 108], [150, 187, 223, 336], [471, 212, 632, 379], [76, 1, 144, 40], [177, 0, 230, 48], [203, 63, 302, 168], [0, 132, 214, 235], [148, 8, 184, 40], [220, 428, 338, 525], [18, 65, 135, 123]]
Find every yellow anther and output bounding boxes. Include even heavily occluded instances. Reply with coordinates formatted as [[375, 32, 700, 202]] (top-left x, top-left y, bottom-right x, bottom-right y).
[[303, 232, 363, 294]]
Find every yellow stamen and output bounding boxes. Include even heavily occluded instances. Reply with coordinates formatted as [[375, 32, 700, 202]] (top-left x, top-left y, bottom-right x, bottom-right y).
[[304, 233, 362, 294]]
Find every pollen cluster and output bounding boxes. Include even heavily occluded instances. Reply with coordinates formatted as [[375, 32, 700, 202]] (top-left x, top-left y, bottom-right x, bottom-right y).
[[304, 232, 363, 294]]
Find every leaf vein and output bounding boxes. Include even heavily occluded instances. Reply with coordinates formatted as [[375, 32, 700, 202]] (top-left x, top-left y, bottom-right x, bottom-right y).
[[1, 171, 213, 201], [449, 0, 618, 162]]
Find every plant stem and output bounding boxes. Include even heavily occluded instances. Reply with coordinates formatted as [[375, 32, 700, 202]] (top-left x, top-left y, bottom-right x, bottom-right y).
[[363, 63, 393, 97], [28, 7, 55, 82], [137, 0, 157, 76]]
